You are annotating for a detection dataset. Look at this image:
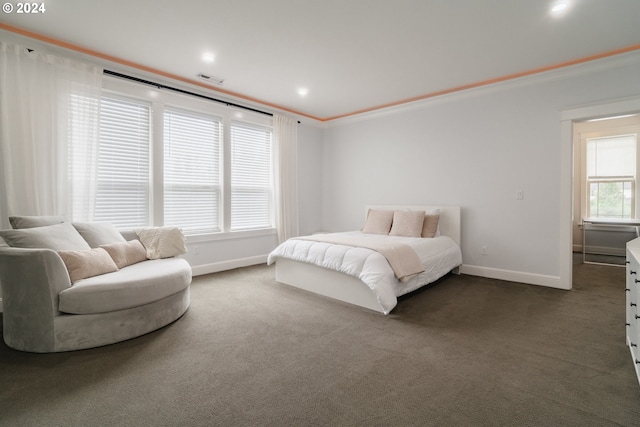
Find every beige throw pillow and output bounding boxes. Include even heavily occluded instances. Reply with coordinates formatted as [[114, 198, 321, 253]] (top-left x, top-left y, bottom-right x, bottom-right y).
[[422, 210, 441, 238], [100, 240, 148, 269], [58, 248, 119, 283], [389, 210, 425, 237], [362, 209, 394, 235]]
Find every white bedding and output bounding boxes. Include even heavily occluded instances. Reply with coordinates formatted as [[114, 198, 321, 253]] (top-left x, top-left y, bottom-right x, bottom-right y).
[[267, 231, 462, 314]]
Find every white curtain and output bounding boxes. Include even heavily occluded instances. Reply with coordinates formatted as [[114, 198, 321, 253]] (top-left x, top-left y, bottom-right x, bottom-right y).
[[0, 42, 101, 228], [273, 114, 299, 243]]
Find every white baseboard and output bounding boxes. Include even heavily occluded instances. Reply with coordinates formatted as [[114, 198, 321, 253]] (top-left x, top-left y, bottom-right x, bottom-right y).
[[460, 264, 565, 289], [572, 244, 625, 256], [191, 255, 268, 276]]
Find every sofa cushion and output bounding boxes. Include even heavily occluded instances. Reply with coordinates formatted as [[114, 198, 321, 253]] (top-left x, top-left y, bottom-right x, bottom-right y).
[[72, 222, 126, 248], [0, 222, 91, 251], [58, 258, 191, 315]]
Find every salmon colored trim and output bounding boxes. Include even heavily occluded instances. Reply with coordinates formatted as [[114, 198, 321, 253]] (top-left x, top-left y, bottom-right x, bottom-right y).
[[2, 22, 640, 123], [324, 43, 640, 121]]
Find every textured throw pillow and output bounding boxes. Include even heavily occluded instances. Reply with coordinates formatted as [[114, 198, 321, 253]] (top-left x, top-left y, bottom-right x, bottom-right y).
[[58, 248, 119, 283], [0, 222, 91, 251], [362, 209, 394, 235], [100, 240, 148, 269], [72, 222, 126, 248], [422, 210, 441, 238], [9, 215, 65, 229], [389, 210, 425, 237], [135, 226, 187, 259]]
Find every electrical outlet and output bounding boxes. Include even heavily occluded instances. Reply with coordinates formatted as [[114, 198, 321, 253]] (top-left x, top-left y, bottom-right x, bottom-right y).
[[516, 189, 524, 200], [193, 246, 199, 255], [481, 246, 488, 255]]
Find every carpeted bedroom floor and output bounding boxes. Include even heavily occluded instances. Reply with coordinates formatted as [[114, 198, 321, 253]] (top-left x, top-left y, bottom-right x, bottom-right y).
[[0, 256, 639, 426]]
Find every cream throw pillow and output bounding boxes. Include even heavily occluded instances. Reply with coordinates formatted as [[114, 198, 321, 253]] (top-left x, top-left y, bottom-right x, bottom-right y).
[[100, 240, 148, 269], [58, 248, 119, 283], [362, 209, 394, 235], [135, 226, 187, 259], [389, 210, 425, 237]]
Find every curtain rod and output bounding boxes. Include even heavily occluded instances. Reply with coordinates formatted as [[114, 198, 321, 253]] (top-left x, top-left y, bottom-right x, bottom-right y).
[[103, 69, 274, 118]]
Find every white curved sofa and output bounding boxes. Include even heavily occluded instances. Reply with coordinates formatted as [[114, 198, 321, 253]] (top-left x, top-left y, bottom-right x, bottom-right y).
[[0, 218, 191, 353]]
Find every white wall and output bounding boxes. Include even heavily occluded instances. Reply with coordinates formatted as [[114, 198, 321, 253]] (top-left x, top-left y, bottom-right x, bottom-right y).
[[321, 52, 640, 288]]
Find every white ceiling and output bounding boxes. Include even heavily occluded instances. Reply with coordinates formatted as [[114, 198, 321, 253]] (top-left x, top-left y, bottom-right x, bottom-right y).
[[1, 0, 640, 121]]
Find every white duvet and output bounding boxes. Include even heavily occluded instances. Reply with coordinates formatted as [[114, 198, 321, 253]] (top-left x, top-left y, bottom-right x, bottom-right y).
[[267, 231, 462, 314]]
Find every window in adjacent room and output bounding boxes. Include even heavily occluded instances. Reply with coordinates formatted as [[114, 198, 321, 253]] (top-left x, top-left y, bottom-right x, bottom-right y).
[[586, 134, 636, 219], [577, 114, 640, 221]]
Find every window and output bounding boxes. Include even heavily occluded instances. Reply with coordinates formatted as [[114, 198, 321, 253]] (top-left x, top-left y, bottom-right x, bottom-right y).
[[586, 135, 637, 219], [164, 108, 222, 234], [230, 122, 273, 231], [68, 77, 275, 236], [94, 95, 150, 229]]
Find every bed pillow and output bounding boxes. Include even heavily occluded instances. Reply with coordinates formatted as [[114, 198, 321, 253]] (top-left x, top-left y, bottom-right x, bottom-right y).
[[100, 240, 148, 269], [0, 222, 91, 251], [9, 215, 65, 229], [135, 226, 187, 259], [362, 209, 394, 235], [422, 210, 441, 238], [58, 248, 119, 283], [72, 222, 126, 248], [389, 210, 425, 237]]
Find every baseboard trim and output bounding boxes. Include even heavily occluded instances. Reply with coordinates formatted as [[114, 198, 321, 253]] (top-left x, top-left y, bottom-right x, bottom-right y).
[[572, 244, 625, 257], [459, 264, 566, 289], [191, 255, 268, 276]]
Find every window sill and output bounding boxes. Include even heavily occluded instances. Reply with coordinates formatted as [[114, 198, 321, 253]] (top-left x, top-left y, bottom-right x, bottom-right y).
[[185, 228, 277, 243]]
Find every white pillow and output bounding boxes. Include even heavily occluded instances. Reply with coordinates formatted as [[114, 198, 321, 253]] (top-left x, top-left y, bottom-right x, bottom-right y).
[[0, 222, 91, 251], [389, 210, 425, 237], [72, 222, 126, 248], [362, 209, 394, 235], [135, 226, 187, 259]]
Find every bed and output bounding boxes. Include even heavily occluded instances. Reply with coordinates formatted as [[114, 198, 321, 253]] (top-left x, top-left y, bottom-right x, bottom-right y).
[[267, 205, 462, 314]]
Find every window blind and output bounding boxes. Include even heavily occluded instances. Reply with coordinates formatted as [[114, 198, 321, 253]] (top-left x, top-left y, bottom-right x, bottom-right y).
[[164, 108, 222, 233], [94, 95, 150, 229], [230, 122, 273, 231]]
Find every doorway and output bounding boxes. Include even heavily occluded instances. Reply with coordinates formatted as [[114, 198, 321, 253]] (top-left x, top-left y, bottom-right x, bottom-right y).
[[559, 96, 640, 289]]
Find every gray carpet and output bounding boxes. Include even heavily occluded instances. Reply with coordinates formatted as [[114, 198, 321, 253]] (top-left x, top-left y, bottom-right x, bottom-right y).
[[1, 257, 639, 426]]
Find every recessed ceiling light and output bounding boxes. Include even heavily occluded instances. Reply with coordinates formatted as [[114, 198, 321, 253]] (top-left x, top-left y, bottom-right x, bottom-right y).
[[550, 0, 569, 16], [297, 87, 309, 97], [201, 52, 215, 63]]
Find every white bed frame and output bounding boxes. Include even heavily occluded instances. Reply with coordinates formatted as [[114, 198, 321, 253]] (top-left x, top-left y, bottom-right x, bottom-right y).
[[275, 205, 461, 313]]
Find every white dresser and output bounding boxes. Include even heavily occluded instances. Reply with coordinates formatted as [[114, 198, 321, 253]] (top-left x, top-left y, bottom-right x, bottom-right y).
[[626, 237, 640, 384]]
